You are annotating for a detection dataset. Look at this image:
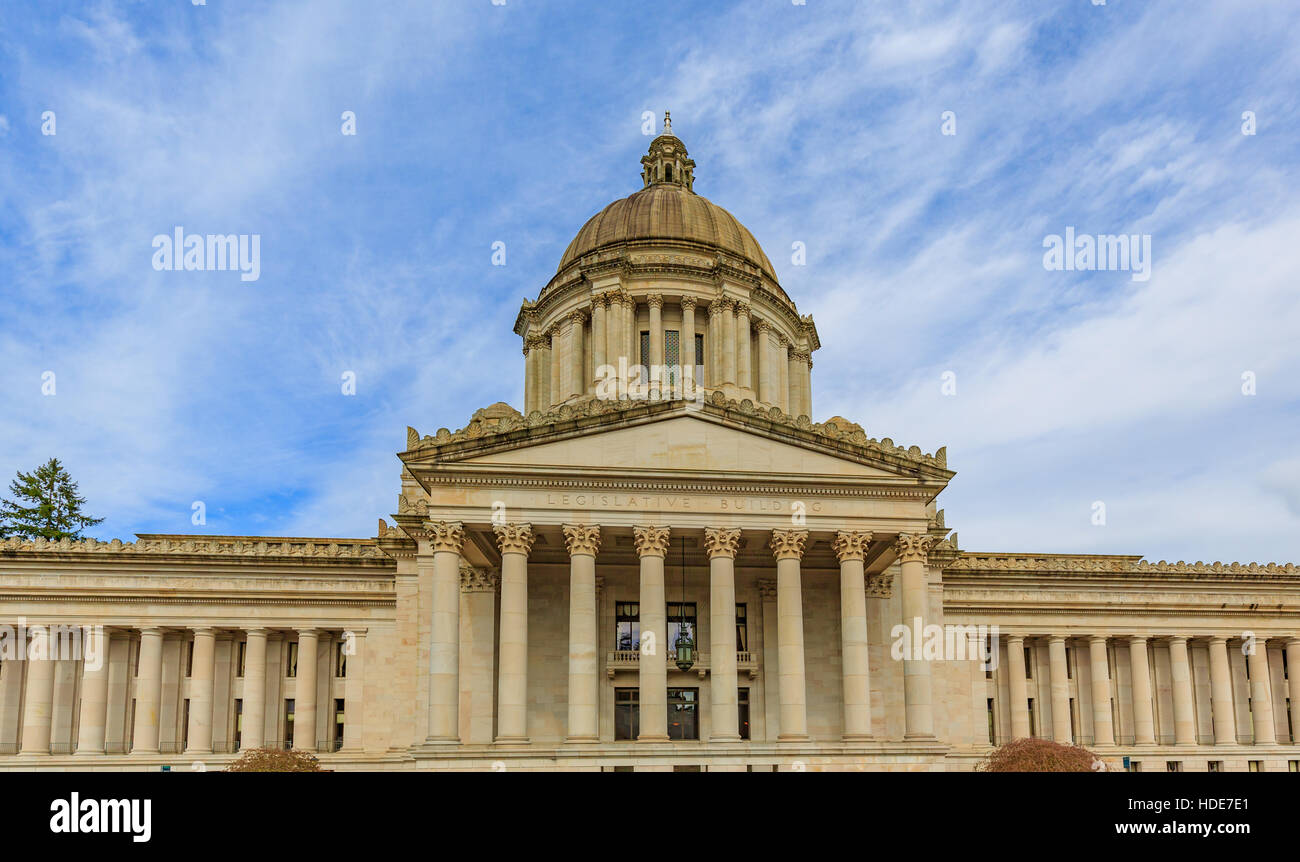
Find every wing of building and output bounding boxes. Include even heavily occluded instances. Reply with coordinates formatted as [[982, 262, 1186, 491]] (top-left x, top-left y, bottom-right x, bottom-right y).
[[2, 122, 1298, 772]]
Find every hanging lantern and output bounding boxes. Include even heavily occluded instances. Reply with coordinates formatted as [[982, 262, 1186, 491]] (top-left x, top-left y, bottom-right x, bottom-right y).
[[673, 537, 695, 672]]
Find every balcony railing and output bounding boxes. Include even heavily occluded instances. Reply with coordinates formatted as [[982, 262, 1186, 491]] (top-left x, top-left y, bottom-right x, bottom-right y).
[[605, 650, 758, 679]]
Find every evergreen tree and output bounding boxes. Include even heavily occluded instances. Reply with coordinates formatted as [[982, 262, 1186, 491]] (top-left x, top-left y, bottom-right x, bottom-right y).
[[0, 458, 104, 541]]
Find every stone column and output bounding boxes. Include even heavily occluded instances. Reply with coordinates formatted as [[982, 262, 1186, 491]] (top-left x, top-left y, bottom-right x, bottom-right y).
[[1246, 639, 1275, 744], [460, 567, 498, 745], [801, 353, 813, 417], [755, 321, 772, 405], [294, 629, 319, 751], [770, 528, 809, 740], [758, 579, 780, 740], [785, 351, 806, 418], [495, 522, 535, 743], [130, 627, 165, 754], [591, 295, 607, 392], [680, 297, 697, 398], [569, 310, 586, 400], [72, 626, 110, 755], [1088, 636, 1114, 746], [1048, 636, 1071, 743], [1169, 636, 1197, 745], [184, 627, 217, 755], [341, 629, 367, 752], [563, 524, 601, 743], [735, 302, 752, 393], [1208, 636, 1237, 745], [647, 294, 663, 398], [607, 291, 624, 374], [707, 300, 724, 388], [833, 530, 873, 740], [626, 295, 639, 379], [19, 628, 55, 754], [240, 628, 268, 749], [705, 527, 742, 742], [896, 533, 935, 738], [634, 526, 671, 741], [721, 298, 737, 386], [426, 520, 465, 744], [523, 339, 536, 414], [1007, 635, 1030, 739], [777, 336, 790, 413], [1128, 636, 1156, 745], [1286, 639, 1300, 744], [545, 327, 560, 409]]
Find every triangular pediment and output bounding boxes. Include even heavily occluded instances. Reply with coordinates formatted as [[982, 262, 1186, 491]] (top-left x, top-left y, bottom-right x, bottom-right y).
[[400, 397, 953, 486]]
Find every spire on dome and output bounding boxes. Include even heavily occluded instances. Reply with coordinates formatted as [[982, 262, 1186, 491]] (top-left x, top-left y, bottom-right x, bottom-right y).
[[641, 112, 696, 191]]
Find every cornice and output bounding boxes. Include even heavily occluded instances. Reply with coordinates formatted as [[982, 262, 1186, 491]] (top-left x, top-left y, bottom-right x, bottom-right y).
[[945, 552, 1300, 580], [0, 534, 391, 564]]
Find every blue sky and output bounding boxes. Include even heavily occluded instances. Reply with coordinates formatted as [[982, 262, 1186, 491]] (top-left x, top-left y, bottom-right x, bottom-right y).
[[1, 0, 1298, 562]]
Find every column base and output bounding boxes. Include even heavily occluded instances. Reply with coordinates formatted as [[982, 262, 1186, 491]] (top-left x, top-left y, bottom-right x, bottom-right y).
[[183, 749, 213, 757], [564, 736, 600, 744], [841, 734, 874, 742], [777, 733, 810, 742], [903, 732, 936, 740], [424, 736, 461, 745], [636, 735, 671, 743], [72, 749, 106, 756], [493, 737, 530, 745], [708, 734, 743, 743]]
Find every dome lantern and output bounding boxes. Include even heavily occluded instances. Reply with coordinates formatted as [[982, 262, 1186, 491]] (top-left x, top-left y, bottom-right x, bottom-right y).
[[640, 111, 696, 191]]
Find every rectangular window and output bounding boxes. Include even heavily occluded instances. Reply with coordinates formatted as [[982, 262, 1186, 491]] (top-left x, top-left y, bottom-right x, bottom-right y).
[[237, 641, 247, 678], [1024, 647, 1033, 679], [185, 641, 194, 678], [694, 333, 704, 373], [1249, 760, 1261, 772], [615, 602, 640, 653], [639, 331, 650, 370], [284, 699, 296, 749], [1167, 761, 1182, 772], [1027, 698, 1037, 737], [615, 688, 639, 740], [673, 765, 701, 772], [334, 699, 345, 751], [612, 765, 634, 773], [182, 699, 190, 750], [735, 604, 748, 653], [667, 602, 697, 654], [986, 698, 996, 745], [1208, 761, 1222, 772], [234, 699, 243, 750], [1289, 760, 1298, 772], [985, 636, 994, 679], [133, 642, 140, 677], [286, 641, 298, 678], [665, 329, 680, 387], [667, 688, 699, 740], [1066, 647, 1074, 679], [128, 699, 136, 750], [335, 641, 348, 678], [1069, 697, 1078, 744], [738, 687, 751, 740]]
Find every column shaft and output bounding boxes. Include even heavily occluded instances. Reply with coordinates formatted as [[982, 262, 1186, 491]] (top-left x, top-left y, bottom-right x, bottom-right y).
[[569, 313, 585, 399], [635, 526, 670, 741], [426, 520, 464, 743], [1169, 636, 1196, 745], [1247, 642, 1275, 744], [897, 534, 934, 738], [294, 630, 319, 750], [564, 525, 600, 742], [1208, 636, 1237, 745], [19, 628, 55, 754], [736, 303, 752, 392], [548, 328, 561, 408], [495, 523, 534, 743], [680, 299, 697, 398], [341, 630, 367, 752], [591, 297, 607, 391], [834, 531, 873, 740], [1007, 636, 1030, 739], [74, 627, 111, 754], [241, 629, 268, 750], [1048, 636, 1071, 743], [756, 323, 772, 405], [1286, 639, 1300, 743], [1129, 636, 1156, 744], [131, 628, 165, 753], [771, 529, 809, 740], [1088, 636, 1114, 745], [184, 627, 217, 754], [721, 300, 736, 385], [707, 528, 741, 742], [778, 340, 790, 412]]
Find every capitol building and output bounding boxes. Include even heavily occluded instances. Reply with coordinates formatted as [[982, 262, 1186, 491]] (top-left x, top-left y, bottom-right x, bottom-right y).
[[2, 121, 1298, 772]]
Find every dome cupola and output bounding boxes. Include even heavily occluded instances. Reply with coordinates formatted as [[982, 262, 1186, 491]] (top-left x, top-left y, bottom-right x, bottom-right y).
[[640, 112, 696, 190]]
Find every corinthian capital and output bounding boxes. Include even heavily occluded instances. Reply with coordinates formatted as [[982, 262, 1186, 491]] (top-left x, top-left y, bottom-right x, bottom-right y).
[[894, 533, 934, 564], [708, 300, 725, 318], [562, 524, 602, 557], [833, 530, 874, 563], [460, 565, 499, 593], [494, 522, 535, 555], [425, 520, 465, 553], [632, 525, 671, 557], [769, 529, 808, 561], [647, 293, 663, 309], [680, 295, 697, 312], [703, 527, 742, 559]]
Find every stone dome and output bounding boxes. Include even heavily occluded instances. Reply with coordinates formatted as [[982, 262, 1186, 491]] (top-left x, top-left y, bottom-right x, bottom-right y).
[[556, 183, 777, 280], [554, 115, 777, 282]]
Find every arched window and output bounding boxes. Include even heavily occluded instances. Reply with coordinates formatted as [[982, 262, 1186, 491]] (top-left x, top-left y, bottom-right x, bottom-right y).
[[665, 163, 673, 183]]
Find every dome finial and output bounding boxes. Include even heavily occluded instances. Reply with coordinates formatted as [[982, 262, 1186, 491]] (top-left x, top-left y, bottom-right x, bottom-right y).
[[663, 111, 672, 136]]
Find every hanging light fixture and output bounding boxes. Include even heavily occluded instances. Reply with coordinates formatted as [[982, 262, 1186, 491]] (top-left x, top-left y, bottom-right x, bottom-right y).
[[674, 536, 695, 672]]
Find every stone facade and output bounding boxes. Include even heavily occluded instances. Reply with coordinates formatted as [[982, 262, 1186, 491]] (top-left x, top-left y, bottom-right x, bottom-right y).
[[1, 128, 1296, 772]]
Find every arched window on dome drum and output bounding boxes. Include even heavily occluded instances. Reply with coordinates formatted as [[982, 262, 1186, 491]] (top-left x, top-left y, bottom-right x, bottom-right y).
[[665, 164, 673, 183]]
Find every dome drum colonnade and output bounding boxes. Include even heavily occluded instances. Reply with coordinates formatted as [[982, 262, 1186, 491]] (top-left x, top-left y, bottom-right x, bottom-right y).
[[514, 123, 818, 418]]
